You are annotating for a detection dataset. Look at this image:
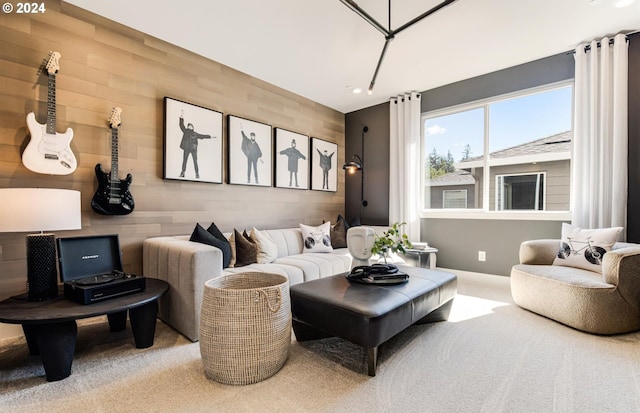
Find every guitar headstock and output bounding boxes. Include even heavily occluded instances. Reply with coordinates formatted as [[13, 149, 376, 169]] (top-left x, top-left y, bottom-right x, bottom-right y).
[[109, 107, 123, 128], [45, 51, 61, 75]]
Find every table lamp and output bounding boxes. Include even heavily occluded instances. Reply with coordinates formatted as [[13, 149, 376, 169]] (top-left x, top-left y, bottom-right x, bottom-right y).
[[0, 188, 81, 301]]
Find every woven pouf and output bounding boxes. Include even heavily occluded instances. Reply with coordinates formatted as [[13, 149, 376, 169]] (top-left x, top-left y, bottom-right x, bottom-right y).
[[199, 272, 291, 385]]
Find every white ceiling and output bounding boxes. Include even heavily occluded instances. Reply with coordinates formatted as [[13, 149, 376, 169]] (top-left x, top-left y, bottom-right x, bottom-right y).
[[64, 0, 639, 114]]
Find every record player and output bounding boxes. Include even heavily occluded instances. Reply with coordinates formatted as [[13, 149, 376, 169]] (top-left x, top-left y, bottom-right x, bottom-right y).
[[57, 234, 146, 304]]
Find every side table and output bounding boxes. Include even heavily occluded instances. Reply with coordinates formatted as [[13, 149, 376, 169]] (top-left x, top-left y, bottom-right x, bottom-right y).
[[404, 247, 438, 269], [0, 278, 168, 381]]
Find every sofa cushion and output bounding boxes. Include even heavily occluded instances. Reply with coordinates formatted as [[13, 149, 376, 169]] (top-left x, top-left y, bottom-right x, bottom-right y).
[[190, 224, 231, 268], [234, 229, 257, 267], [300, 222, 333, 253], [552, 223, 622, 273], [250, 227, 278, 264]]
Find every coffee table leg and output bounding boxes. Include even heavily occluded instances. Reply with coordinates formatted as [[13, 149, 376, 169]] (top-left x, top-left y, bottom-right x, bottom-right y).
[[367, 347, 378, 377], [129, 300, 158, 348], [107, 310, 127, 332], [23, 321, 78, 381]]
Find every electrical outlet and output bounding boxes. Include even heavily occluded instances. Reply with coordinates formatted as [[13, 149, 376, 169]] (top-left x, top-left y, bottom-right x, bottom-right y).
[[478, 251, 486, 262]]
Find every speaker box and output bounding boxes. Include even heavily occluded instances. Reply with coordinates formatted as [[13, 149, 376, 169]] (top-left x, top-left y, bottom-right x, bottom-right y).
[[26, 234, 58, 301]]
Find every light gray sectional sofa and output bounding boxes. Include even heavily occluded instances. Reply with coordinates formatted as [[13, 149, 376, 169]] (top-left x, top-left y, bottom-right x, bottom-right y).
[[143, 227, 352, 341]]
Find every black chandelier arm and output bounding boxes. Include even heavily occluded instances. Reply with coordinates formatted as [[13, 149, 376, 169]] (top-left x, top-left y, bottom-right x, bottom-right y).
[[393, 0, 459, 36], [339, 0, 390, 36], [369, 36, 394, 94], [339, 0, 460, 93]]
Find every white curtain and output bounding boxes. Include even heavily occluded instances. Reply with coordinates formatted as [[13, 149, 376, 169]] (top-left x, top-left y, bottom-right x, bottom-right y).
[[389, 92, 421, 241], [572, 33, 628, 237]]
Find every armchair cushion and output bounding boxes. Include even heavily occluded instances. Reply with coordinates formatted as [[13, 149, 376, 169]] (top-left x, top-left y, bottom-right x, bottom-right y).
[[552, 223, 622, 273]]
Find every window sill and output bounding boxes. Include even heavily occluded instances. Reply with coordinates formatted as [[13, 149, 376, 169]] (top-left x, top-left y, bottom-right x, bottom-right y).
[[420, 210, 571, 221]]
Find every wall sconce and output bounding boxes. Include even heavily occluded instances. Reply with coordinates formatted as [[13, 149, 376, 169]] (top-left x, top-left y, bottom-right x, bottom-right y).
[[343, 126, 368, 207], [0, 188, 81, 301]]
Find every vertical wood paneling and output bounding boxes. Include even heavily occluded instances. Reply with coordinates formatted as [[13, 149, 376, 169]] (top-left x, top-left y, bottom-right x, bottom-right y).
[[0, 1, 345, 298]]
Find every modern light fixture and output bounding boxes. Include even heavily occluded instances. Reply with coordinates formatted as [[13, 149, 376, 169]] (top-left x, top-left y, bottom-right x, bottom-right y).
[[339, 0, 459, 94], [343, 126, 368, 207], [0, 188, 81, 301]]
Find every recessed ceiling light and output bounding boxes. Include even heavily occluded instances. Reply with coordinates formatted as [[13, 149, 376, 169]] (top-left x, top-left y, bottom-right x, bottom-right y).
[[352, 88, 362, 94]]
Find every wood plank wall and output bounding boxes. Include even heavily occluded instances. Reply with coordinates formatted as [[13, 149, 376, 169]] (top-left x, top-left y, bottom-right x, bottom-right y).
[[0, 1, 345, 298]]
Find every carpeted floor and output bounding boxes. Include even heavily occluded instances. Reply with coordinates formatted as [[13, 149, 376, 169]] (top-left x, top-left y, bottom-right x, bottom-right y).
[[1, 271, 639, 413]]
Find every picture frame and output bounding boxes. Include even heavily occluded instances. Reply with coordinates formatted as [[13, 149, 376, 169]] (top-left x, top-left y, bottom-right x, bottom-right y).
[[310, 137, 338, 192], [163, 97, 223, 183], [274, 128, 309, 190], [227, 115, 273, 187]]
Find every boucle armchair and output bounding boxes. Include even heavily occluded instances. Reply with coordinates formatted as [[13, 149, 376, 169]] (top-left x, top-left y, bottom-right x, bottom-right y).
[[510, 239, 640, 334]]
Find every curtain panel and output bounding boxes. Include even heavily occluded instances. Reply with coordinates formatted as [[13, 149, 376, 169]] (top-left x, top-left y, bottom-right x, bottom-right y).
[[572, 33, 628, 238], [389, 92, 421, 242]]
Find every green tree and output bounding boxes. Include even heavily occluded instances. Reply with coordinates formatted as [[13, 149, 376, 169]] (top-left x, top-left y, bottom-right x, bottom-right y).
[[428, 148, 455, 178]]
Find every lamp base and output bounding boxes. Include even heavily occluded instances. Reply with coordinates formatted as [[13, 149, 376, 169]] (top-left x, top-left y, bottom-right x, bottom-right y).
[[26, 233, 58, 301]]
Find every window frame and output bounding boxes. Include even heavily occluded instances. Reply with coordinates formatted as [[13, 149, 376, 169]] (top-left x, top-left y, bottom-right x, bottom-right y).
[[495, 171, 546, 211], [420, 80, 573, 221]]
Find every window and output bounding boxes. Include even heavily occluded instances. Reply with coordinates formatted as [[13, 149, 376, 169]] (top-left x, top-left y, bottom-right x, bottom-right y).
[[496, 172, 545, 211], [422, 82, 573, 216], [443, 189, 467, 209]]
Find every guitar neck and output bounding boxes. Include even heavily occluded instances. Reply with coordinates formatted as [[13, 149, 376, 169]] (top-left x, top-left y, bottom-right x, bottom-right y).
[[110, 127, 119, 182], [46, 73, 56, 135]]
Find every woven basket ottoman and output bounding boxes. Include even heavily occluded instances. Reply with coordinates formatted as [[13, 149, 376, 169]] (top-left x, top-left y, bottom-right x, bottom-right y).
[[199, 272, 291, 385]]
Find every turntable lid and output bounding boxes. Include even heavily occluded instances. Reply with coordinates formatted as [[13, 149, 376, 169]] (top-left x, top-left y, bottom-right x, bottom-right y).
[[56, 234, 123, 282]]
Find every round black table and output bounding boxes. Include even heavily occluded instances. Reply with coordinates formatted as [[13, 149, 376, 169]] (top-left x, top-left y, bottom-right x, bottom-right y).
[[0, 278, 168, 381]]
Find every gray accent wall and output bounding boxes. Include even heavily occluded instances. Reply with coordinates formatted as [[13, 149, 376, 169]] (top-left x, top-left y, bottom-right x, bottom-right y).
[[345, 43, 640, 276]]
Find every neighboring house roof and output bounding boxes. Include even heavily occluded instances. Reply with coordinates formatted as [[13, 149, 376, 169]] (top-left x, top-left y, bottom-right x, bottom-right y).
[[455, 130, 572, 169], [428, 170, 475, 187]]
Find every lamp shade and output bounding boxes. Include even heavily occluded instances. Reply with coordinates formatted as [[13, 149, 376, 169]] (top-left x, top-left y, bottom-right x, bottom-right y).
[[0, 188, 81, 233]]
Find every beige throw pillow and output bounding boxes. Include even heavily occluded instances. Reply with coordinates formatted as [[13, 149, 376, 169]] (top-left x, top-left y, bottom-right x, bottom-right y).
[[250, 227, 278, 264]]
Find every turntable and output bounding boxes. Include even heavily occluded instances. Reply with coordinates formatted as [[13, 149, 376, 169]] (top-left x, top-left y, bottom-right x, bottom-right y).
[[57, 235, 146, 304]]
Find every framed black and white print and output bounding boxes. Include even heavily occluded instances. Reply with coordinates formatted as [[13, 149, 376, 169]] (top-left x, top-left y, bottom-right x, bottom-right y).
[[275, 128, 309, 190], [310, 137, 338, 192], [227, 115, 273, 187], [163, 97, 223, 183]]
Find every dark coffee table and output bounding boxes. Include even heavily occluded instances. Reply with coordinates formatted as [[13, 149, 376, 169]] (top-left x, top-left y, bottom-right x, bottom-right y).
[[0, 278, 168, 381], [290, 265, 457, 376]]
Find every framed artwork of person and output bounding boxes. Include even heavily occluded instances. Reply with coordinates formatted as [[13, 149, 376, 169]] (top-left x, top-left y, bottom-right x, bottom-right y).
[[227, 115, 273, 187], [163, 97, 223, 183], [275, 128, 309, 190], [310, 138, 338, 192]]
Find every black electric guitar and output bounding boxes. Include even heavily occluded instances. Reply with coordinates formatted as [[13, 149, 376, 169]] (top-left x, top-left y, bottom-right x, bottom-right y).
[[22, 51, 77, 174], [91, 107, 135, 215]]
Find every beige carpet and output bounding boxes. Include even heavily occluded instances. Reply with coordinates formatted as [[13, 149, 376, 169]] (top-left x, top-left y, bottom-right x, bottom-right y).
[[1, 272, 640, 413]]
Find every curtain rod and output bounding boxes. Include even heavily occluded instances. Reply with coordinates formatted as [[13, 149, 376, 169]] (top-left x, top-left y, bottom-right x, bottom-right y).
[[568, 31, 637, 54]]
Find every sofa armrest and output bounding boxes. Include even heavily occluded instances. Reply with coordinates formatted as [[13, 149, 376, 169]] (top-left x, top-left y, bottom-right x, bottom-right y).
[[518, 239, 560, 265], [602, 246, 640, 312], [143, 236, 224, 342]]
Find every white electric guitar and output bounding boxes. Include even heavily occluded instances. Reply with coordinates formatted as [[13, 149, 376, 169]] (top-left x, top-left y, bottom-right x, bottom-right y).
[[22, 51, 77, 175]]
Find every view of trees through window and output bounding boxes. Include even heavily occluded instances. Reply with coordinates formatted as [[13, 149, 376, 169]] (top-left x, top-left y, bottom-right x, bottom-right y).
[[422, 83, 573, 212]]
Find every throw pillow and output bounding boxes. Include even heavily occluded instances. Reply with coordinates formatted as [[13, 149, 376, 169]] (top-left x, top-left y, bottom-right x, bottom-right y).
[[299, 222, 333, 253], [328, 214, 349, 248], [190, 223, 232, 268], [250, 227, 278, 264], [206, 222, 231, 269], [234, 229, 258, 267], [228, 231, 236, 268], [552, 223, 623, 273]]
